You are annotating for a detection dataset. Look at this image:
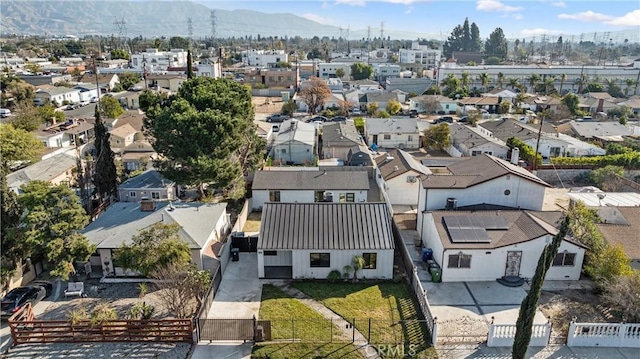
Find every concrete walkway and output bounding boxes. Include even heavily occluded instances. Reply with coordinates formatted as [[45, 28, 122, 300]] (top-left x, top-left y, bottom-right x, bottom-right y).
[[271, 282, 382, 359], [436, 344, 639, 359]]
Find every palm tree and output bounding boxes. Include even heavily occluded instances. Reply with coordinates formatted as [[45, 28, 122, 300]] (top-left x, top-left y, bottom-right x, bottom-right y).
[[624, 78, 637, 97], [461, 71, 472, 89], [544, 76, 556, 95], [497, 72, 505, 88], [526, 74, 541, 93], [558, 74, 567, 96], [575, 73, 588, 94], [478, 72, 490, 90], [508, 77, 520, 90]]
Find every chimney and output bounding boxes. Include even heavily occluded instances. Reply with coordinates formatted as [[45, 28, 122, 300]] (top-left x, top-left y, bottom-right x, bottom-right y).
[[51, 117, 57, 125], [511, 147, 520, 165], [140, 199, 156, 211], [596, 99, 604, 113]]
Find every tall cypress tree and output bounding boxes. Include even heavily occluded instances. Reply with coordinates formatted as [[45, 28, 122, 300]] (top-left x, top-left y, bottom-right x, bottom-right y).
[[512, 217, 570, 358], [92, 105, 118, 201], [187, 50, 194, 79]]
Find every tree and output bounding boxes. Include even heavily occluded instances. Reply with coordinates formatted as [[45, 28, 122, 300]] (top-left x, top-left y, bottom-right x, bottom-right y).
[[24, 62, 42, 74], [0, 124, 43, 171], [110, 49, 130, 60], [508, 77, 520, 90], [443, 18, 481, 58], [498, 100, 511, 114], [14, 181, 94, 280], [478, 72, 490, 89], [470, 22, 482, 52], [603, 272, 640, 322], [460, 72, 472, 89], [151, 263, 211, 318], [526, 74, 541, 93], [143, 78, 265, 197], [374, 110, 391, 118], [169, 36, 190, 50], [281, 100, 297, 117], [506, 137, 542, 165], [485, 57, 501, 65], [335, 68, 345, 79], [187, 50, 194, 80], [92, 106, 118, 200], [351, 255, 365, 281], [299, 77, 331, 115], [1, 76, 35, 108], [586, 244, 633, 286], [558, 74, 567, 95], [497, 72, 505, 88], [512, 217, 569, 359], [117, 72, 142, 91], [70, 67, 83, 79], [484, 28, 508, 60], [562, 93, 580, 115], [350, 63, 373, 80], [589, 165, 624, 191], [386, 99, 402, 115], [365, 102, 378, 116], [422, 123, 450, 150], [112, 223, 192, 276], [605, 79, 624, 98], [566, 200, 604, 251], [418, 96, 440, 114], [99, 96, 124, 118]]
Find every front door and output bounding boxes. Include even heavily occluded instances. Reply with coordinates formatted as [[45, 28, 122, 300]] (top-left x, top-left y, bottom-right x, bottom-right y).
[[372, 135, 378, 145], [505, 251, 522, 277]]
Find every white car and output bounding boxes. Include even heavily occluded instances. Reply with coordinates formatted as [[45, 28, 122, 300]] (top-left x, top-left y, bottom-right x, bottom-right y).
[[90, 97, 98, 103], [79, 100, 90, 107]]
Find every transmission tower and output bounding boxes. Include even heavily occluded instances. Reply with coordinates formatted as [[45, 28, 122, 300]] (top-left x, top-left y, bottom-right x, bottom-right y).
[[113, 17, 129, 52], [380, 21, 384, 48], [210, 10, 217, 40], [367, 26, 371, 41]]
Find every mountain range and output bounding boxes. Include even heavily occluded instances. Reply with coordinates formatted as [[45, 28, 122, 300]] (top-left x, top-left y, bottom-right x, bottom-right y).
[[0, 0, 430, 40]]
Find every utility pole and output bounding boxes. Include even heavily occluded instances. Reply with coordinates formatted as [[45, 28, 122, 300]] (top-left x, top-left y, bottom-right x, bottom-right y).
[[533, 113, 544, 172], [380, 22, 384, 48]]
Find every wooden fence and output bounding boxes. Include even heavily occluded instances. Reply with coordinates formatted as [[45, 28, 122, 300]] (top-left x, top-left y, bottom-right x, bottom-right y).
[[8, 303, 193, 346]]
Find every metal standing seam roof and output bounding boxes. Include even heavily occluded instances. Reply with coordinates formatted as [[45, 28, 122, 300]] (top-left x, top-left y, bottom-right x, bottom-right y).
[[252, 170, 370, 191], [258, 202, 395, 250]]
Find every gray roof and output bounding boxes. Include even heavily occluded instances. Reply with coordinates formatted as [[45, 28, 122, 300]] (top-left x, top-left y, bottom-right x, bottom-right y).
[[375, 149, 432, 180], [322, 122, 363, 147], [567, 120, 632, 139], [259, 202, 395, 250], [252, 169, 370, 191], [36, 87, 80, 96], [479, 118, 556, 142], [366, 118, 419, 135], [365, 92, 399, 104], [449, 123, 508, 149], [118, 170, 174, 190], [273, 119, 316, 146], [7, 153, 77, 190], [80, 201, 228, 249]]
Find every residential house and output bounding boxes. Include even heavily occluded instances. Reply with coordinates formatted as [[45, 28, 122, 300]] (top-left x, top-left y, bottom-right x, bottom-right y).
[[318, 63, 352, 80], [321, 122, 366, 162], [78, 73, 119, 93], [390, 89, 408, 104], [121, 141, 156, 171], [242, 49, 288, 67], [363, 92, 400, 112], [375, 149, 432, 207], [74, 83, 100, 102], [385, 77, 434, 95], [145, 74, 187, 93], [81, 201, 229, 276], [421, 210, 586, 282], [348, 79, 381, 92], [344, 89, 365, 110], [109, 123, 138, 152], [620, 98, 640, 117], [594, 206, 640, 270], [6, 153, 77, 193], [556, 120, 633, 142], [448, 123, 509, 159], [117, 170, 176, 202], [130, 48, 188, 72], [258, 202, 394, 279], [33, 87, 81, 106], [577, 97, 620, 115], [270, 119, 316, 165], [111, 111, 155, 170], [251, 169, 370, 210], [243, 68, 298, 89], [112, 91, 141, 110], [567, 192, 640, 207], [458, 96, 501, 114], [372, 64, 401, 82], [410, 95, 458, 114], [346, 145, 372, 166], [366, 118, 420, 150], [416, 154, 550, 232]]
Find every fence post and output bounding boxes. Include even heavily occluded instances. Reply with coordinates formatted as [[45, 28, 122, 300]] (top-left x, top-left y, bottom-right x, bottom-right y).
[[431, 317, 438, 346], [330, 318, 333, 343], [544, 322, 552, 346], [352, 318, 356, 343], [368, 318, 371, 342], [292, 318, 295, 343], [567, 320, 577, 347], [619, 323, 627, 347], [487, 323, 495, 347]]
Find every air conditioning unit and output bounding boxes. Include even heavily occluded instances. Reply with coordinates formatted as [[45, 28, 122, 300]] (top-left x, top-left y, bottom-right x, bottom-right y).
[[406, 176, 417, 183]]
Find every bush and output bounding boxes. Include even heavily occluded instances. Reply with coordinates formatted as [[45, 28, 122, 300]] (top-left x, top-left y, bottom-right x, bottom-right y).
[[551, 152, 640, 169], [373, 110, 390, 118], [138, 282, 148, 298], [327, 270, 342, 283], [67, 308, 88, 325], [90, 303, 117, 326], [128, 302, 155, 320], [603, 272, 640, 322]]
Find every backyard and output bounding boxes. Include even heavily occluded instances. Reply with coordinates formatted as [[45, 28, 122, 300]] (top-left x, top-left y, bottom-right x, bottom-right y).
[[252, 282, 437, 359]]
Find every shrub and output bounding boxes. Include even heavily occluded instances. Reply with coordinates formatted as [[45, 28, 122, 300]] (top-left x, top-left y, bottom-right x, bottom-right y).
[[138, 282, 148, 298], [327, 270, 342, 283], [67, 308, 88, 325], [90, 303, 117, 327], [128, 302, 155, 320]]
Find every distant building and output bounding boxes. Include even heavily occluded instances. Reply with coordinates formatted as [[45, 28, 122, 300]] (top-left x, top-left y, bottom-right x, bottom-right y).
[[399, 42, 442, 68], [130, 48, 188, 72], [242, 49, 288, 67]]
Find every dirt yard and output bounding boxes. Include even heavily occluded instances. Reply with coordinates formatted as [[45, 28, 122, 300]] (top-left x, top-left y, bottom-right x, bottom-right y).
[[40, 281, 175, 321], [538, 288, 621, 337], [252, 96, 284, 114]]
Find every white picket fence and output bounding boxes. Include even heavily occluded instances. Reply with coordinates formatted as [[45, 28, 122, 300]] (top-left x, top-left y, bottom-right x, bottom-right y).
[[567, 322, 640, 348], [487, 322, 552, 347]]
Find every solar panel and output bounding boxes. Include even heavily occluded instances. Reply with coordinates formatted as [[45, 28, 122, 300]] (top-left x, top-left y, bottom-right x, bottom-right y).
[[443, 215, 507, 243], [448, 228, 491, 243]]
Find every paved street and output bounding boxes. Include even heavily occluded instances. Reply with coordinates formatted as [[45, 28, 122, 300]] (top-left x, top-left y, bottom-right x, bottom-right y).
[[61, 103, 97, 118]]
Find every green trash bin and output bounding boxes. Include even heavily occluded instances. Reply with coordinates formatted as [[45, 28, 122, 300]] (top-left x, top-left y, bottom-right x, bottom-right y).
[[431, 267, 442, 283]]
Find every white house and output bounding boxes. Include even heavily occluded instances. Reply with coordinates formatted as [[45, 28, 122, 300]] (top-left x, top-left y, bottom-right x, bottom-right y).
[[366, 118, 420, 150], [410, 95, 458, 114], [421, 210, 586, 282], [258, 202, 395, 279], [449, 123, 509, 159], [270, 119, 316, 165], [417, 154, 550, 233], [375, 149, 432, 207], [348, 79, 381, 92], [242, 49, 288, 67], [74, 83, 100, 102], [399, 42, 441, 67], [372, 64, 401, 81], [33, 87, 81, 106], [81, 201, 229, 276], [251, 169, 370, 210], [117, 170, 176, 202], [318, 62, 352, 80], [130, 48, 188, 72]]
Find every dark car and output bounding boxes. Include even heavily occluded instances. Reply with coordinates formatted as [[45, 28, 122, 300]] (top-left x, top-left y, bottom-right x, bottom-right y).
[[458, 116, 468, 123], [31, 280, 54, 298], [409, 110, 419, 118], [329, 116, 347, 122], [434, 116, 453, 124], [266, 114, 290, 122], [1, 286, 46, 319], [309, 116, 328, 123]]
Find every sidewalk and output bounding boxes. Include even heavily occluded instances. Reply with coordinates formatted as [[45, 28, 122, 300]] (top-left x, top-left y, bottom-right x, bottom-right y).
[[436, 344, 639, 359]]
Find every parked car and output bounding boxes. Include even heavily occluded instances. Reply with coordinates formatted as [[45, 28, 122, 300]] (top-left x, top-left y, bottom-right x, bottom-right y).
[[329, 116, 347, 122], [309, 116, 328, 123], [349, 108, 362, 115], [31, 281, 53, 298], [434, 116, 453, 124], [409, 109, 418, 118], [1, 286, 46, 319], [79, 100, 90, 107], [458, 116, 468, 123], [0, 108, 12, 118], [266, 114, 290, 122], [90, 97, 98, 103]]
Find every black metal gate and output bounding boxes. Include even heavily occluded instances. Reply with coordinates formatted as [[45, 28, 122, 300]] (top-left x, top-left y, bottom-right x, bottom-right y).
[[198, 318, 256, 341], [231, 235, 258, 252]]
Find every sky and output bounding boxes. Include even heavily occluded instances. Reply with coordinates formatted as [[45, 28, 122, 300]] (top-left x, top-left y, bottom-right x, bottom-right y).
[[198, 0, 640, 40]]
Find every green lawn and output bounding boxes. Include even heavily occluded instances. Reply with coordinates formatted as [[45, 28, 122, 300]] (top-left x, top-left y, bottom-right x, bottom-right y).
[[252, 343, 364, 359], [291, 282, 437, 358]]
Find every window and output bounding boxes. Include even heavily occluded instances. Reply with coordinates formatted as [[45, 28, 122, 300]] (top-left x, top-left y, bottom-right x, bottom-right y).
[[151, 192, 160, 200], [269, 191, 281, 202], [471, 151, 481, 156], [281, 148, 287, 154], [315, 191, 325, 202], [310, 253, 330, 267], [346, 193, 355, 202], [408, 135, 413, 142], [339, 193, 346, 202], [553, 252, 576, 266], [264, 251, 278, 256], [384, 134, 391, 140], [448, 253, 472, 268], [129, 191, 137, 198], [363, 253, 377, 269]]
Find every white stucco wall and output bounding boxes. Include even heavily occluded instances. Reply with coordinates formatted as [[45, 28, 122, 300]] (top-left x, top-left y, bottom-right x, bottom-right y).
[[455, 142, 508, 159], [367, 133, 420, 150], [252, 189, 368, 210], [522, 137, 569, 158], [288, 249, 394, 279], [384, 171, 422, 206], [272, 141, 314, 164]]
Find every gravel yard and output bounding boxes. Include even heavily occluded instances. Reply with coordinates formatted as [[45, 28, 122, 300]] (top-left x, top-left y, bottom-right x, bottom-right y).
[[3, 342, 191, 359]]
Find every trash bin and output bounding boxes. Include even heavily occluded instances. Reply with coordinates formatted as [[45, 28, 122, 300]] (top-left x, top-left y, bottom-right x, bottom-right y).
[[431, 267, 442, 283], [428, 261, 439, 274], [231, 248, 240, 262], [422, 248, 433, 262]]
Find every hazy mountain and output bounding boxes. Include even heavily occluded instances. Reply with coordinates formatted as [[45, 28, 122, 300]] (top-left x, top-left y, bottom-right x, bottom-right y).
[[0, 0, 430, 40]]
